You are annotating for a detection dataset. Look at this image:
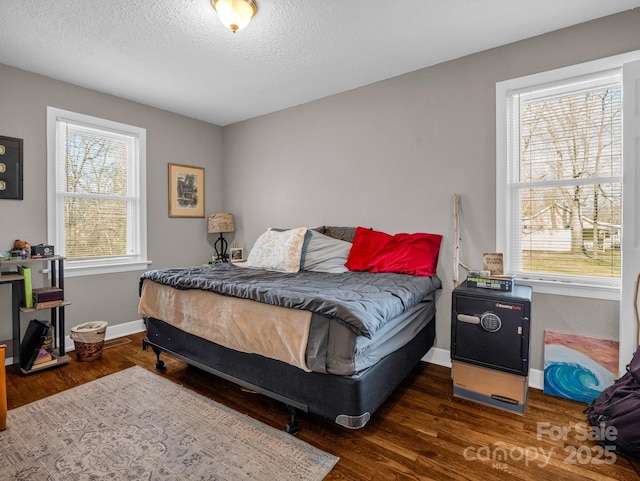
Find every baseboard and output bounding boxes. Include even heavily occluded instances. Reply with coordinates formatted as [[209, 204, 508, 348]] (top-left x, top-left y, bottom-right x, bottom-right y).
[[64, 319, 146, 353], [422, 347, 544, 391], [4, 319, 147, 366], [7, 320, 545, 391]]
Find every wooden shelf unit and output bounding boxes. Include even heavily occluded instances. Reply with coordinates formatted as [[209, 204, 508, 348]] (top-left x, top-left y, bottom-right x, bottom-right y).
[[0, 256, 70, 372]]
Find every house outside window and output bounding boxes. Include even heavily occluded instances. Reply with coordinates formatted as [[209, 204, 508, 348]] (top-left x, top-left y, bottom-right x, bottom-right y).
[[46, 107, 149, 276]]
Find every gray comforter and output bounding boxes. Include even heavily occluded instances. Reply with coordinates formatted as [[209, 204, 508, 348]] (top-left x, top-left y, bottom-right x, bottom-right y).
[[139, 263, 441, 338]]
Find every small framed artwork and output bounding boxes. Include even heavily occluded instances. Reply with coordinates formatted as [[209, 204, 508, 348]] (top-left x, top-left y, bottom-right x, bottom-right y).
[[230, 247, 244, 262], [168, 163, 205, 218], [483, 252, 504, 275], [0, 135, 24, 200]]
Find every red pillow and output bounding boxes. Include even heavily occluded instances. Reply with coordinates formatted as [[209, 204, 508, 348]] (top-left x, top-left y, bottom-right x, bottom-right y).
[[345, 227, 442, 276]]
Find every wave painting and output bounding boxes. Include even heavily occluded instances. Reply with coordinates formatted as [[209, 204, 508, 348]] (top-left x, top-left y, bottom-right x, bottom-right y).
[[543, 331, 619, 404]]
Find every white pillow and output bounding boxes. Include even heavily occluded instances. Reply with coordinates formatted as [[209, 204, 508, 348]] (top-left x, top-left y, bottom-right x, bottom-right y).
[[246, 227, 308, 273], [301, 230, 351, 273]]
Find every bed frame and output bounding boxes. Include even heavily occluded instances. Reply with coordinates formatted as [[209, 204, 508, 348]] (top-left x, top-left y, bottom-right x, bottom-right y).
[[142, 313, 436, 433]]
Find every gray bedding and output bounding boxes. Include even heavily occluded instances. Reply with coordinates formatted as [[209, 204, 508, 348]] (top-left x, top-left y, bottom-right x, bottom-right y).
[[139, 263, 441, 338], [307, 299, 436, 374]]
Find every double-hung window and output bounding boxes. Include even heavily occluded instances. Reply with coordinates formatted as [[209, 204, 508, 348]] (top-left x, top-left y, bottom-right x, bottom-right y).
[[47, 107, 148, 276], [497, 67, 623, 298]]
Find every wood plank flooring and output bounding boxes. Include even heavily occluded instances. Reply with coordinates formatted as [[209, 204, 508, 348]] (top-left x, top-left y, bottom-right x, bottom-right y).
[[5, 332, 640, 480]]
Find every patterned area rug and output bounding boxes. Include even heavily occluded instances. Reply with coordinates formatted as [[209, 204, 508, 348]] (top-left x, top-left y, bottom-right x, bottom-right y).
[[0, 366, 338, 480]]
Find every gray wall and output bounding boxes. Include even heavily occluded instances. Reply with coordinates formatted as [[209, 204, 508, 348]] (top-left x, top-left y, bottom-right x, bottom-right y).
[[2, 10, 638, 371], [0, 63, 224, 344], [223, 10, 640, 371]]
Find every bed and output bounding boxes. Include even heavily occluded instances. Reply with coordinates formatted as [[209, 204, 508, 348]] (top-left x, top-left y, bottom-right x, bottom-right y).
[[139, 226, 442, 432]]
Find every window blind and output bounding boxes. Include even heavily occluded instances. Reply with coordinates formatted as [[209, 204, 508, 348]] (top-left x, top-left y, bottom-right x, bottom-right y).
[[55, 118, 140, 261], [506, 70, 622, 285]]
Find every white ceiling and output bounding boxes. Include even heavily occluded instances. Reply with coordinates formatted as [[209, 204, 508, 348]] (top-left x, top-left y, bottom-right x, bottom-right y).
[[1, 1, 639, 126]]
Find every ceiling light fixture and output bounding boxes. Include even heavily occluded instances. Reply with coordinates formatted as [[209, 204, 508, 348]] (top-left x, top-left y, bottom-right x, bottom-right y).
[[211, 0, 257, 33]]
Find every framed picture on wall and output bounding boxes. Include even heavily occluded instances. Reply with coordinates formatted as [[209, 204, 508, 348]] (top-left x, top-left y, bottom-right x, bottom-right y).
[[230, 247, 244, 262], [168, 163, 205, 218], [0, 135, 24, 200]]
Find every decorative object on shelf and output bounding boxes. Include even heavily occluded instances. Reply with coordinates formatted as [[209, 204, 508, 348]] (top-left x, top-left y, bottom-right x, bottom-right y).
[[168, 163, 205, 218], [230, 247, 244, 262], [482, 252, 504, 275], [208, 213, 235, 262], [211, 0, 257, 33], [0, 135, 23, 200], [11, 239, 30, 259], [30, 243, 54, 258]]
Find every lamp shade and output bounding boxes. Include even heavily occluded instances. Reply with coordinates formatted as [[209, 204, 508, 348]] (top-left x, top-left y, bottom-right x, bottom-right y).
[[212, 0, 257, 32], [208, 213, 235, 233]]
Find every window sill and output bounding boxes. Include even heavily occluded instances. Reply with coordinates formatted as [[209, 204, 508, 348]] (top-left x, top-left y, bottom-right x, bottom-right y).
[[57, 260, 152, 278], [515, 278, 620, 301]]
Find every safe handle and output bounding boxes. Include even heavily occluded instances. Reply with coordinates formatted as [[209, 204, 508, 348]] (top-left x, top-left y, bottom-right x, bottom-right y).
[[457, 314, 480, 324]]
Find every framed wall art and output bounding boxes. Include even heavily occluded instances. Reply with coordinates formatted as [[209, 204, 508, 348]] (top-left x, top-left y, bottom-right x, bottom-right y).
[[230, 247, 244, 262], [168, 163, 205, 218], [0, 135, 24, 200]]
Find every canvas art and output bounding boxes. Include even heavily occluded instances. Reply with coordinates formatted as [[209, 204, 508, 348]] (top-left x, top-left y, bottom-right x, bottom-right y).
[[544, 331, 619, 404]]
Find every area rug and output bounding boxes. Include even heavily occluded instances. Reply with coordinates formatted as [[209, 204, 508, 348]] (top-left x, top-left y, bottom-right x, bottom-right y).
[[0, 366, 338, 480]]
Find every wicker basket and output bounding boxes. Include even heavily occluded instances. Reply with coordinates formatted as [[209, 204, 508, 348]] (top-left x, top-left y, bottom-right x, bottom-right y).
[[70, 321, 108, 362]]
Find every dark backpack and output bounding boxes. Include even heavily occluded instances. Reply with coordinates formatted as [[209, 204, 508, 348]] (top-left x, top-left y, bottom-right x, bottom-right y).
[[584, 350, 640, 462]]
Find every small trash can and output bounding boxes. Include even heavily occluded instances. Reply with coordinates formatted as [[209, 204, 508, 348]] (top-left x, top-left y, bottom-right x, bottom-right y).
[[70, 321, 108, 362]]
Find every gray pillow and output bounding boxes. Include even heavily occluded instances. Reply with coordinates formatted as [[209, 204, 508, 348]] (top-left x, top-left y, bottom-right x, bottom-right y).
[[312, 226, 359, 243], [301, 230, 352, 273]]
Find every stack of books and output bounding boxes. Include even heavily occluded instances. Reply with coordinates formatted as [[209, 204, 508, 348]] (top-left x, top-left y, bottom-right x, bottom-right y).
[[19, 319, 57, 371], [32, 348, 57, 368], [32, 286, 64, 309], [466, 274, 515, 291]]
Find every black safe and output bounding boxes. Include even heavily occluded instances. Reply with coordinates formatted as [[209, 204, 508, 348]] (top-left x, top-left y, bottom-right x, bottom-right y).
[[451, 281, 532, 376]]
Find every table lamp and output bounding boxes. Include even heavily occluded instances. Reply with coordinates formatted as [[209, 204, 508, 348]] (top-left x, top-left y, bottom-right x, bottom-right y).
[[208, 213, 235, 261]]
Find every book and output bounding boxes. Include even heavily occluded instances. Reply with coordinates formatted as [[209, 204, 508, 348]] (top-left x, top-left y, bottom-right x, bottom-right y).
[[17, 265, 33, 308], [482, 253, 504, 275], [29, 357, 59, 370], [34, 300, 64, 310], [33, 286, 64, 304], [19, 319, 50, 371], [466, 274, 515, 291], [33, 348, 53, 365]]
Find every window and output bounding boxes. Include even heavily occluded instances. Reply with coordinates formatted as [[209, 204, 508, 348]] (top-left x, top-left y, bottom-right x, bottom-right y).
[[496, 60, 634, 299], [47, 107, 148, 276]]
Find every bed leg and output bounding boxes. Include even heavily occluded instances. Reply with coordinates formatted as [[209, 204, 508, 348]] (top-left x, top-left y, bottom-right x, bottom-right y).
[[148, 346, 165, 370], [284, 405, 300, 436], [142, 338, 165, 369], [153, 347, 166, 370]]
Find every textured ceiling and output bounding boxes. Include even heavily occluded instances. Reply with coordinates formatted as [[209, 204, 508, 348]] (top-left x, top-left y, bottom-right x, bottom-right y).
[[1, 1, 639, 126]]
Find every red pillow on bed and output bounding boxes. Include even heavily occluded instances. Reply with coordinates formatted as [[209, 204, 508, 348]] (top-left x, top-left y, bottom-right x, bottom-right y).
[[345, 227, 442, 276]]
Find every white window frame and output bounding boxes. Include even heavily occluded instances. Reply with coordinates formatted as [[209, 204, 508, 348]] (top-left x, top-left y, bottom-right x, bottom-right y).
[[46, 107, 150, 277], [497, 51, 640, 301]]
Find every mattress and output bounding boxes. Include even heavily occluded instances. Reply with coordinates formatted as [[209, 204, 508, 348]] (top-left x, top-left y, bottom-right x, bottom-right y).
[[140, 279, 435, 375], [139, 263, 441, 338], [139, 264, 440, 376]]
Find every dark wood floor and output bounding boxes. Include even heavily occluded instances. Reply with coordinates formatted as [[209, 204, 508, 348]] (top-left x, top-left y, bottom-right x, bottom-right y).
[[5, 332, 640, 480]]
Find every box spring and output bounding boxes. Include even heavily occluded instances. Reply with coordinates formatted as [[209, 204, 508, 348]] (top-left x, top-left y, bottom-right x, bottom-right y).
[[143, 315, 436, 429]]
